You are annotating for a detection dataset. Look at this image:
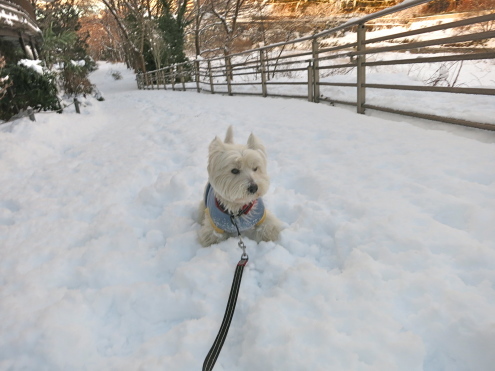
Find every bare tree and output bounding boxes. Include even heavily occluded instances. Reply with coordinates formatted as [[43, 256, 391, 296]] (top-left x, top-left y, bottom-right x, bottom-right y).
[[79, 11, 127, 63], [199, 0, 250, 56], [99, 0, 192, 71], [190, 0, 209, 57], [100, 0, 150, 72]]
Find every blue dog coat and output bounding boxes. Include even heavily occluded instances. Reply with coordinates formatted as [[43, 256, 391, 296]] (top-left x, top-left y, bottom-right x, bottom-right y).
[[204, 183, 266, 234]]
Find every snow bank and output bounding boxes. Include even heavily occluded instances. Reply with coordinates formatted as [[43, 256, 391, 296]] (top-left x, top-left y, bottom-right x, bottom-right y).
[[18, 59, 44, 74], [1, 62, 494, 370]]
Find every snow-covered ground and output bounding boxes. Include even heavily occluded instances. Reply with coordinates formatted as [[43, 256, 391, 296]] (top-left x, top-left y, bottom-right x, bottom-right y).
[[1, 62, 495, 370]]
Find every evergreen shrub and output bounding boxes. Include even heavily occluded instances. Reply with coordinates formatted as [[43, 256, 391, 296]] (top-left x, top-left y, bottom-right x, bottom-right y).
[[60, 61, 94, 97], [0, 64, 61, 121]]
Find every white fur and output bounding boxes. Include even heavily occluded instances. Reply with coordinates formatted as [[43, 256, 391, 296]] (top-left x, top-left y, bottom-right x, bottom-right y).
[[198, 126, 282, 247]]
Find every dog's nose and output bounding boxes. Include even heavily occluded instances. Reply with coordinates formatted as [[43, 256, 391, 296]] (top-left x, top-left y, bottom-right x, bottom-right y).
[[248, 184, 258, 194]]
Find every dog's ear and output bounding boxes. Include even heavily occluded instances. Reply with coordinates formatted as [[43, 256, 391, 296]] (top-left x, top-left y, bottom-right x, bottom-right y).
[[224, 126, 234, 144], [247, 133, 266, 155], [209, 136, 224, 153]]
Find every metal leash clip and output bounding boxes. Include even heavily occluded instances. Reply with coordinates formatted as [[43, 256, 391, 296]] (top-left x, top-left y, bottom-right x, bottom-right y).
[[238, 237, 248, 260], [230, 214, 248, 260]]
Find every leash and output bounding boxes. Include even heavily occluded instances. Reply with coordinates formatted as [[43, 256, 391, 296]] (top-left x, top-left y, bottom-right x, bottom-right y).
[[202, 216, 249, 371]]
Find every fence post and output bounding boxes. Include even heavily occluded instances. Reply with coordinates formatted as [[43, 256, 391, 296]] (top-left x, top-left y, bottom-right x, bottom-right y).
[[162, 69, 167, 90], [225, 56, 232, 96], [312, 39, 320, 103], [208, 60, 214, 94], [356, 23, 366, 114], [195, 60, 201, 93], [260, 50, 267, 97], [178, 64, 184, 91], [307, 61, 314, 102], [171, 66, 176, 91], [27, 106, 35, 121], [74, 97, 80, 114], [265, 50, 270, 81]]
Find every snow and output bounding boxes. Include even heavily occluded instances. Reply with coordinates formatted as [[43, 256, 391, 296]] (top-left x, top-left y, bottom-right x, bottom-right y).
[[0, 3, 41, 33], [1, 8, 18, 25], [18, 59, 43, 74], [71, 60, 86, 67], [1, 62, 495, 370]]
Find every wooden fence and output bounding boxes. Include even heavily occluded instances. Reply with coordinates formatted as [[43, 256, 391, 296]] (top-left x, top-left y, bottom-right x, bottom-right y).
[[137, 0, 495, 131]]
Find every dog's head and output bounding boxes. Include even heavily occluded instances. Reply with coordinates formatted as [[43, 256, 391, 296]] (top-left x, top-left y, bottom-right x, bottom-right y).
[[208, 126, 270, 212]]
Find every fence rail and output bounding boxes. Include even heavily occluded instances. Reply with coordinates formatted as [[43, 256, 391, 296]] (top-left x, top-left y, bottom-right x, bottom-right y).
[[137, 0, 495, 131]]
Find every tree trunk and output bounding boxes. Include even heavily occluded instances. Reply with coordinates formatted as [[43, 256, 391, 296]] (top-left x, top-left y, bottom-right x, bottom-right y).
[[101, 0, 147, 72]]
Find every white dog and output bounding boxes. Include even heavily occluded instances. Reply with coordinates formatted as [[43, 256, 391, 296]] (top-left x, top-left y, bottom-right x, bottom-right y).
[[198, 126, 282, 247]]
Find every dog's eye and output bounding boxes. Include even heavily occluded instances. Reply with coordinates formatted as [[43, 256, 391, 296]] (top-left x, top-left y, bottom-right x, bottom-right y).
[[231, 168, 240, 174], [253, 167, 258, 172]]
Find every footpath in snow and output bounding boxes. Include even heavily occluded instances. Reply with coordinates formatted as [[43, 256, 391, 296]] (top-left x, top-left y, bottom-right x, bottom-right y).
[[1, 62, 494, 370]]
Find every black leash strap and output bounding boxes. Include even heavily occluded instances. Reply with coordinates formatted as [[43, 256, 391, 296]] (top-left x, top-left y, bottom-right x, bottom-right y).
[[202, 255, 248, 371]]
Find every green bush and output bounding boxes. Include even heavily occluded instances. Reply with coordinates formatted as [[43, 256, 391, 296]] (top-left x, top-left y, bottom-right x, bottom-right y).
[[0, 40, 25, 65], [0, 64, 61, 121], [110, 70, 122, 80], [59, 61, 94, 97]]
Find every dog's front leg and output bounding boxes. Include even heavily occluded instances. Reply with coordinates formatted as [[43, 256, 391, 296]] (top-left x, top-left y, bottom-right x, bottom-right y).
[[198, 212, 228, 247], [255, 210, 282, 242]]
